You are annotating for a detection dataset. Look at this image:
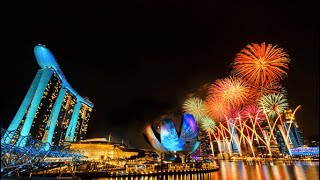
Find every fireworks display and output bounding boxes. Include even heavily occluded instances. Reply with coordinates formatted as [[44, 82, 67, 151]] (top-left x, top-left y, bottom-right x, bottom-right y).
[[258, 93, 289, 119], [207, 76, 251, 107], [182, 97, 207, 123], [200, 116, 216, 133], [205, 96, 228, 122], [254, 79, 287, 98], [232, 42, 290, 87], [242, 103, 265, 121], [175, 42, 300, 158]]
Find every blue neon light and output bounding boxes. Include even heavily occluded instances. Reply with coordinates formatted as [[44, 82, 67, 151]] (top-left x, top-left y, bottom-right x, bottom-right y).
[[290, 147, 319, 156]]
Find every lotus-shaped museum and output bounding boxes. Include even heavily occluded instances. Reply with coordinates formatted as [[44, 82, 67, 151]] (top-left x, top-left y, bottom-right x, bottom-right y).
[[145, 114, 200, 154]]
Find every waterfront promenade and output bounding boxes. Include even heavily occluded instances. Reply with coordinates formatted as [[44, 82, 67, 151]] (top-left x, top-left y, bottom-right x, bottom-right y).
[[29, 162, 219, 178], [4, 159, 317, 180]]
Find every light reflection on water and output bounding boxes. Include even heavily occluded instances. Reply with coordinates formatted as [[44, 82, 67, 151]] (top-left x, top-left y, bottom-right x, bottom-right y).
[[93, 160, 319, 180]]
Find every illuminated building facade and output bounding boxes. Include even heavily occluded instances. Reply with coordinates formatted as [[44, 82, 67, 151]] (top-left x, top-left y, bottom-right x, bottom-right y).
[[283, 109, 304, 147], [144, 114, 200, 154], [70, 138, 139, 161], [275, 109, 304, 155], [2, 44, 94, 149], [290, 147, 319, 157], [275, 130, 287, 155], [192, 131, 213, 159]]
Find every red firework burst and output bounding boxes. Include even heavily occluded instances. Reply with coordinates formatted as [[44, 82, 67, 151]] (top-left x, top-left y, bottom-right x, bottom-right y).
[[242, 103, 265, 122], [225, 106, 242, 120]]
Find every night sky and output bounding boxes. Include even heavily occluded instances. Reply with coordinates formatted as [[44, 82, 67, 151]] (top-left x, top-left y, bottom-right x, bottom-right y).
[[4, 1, 318, 149]]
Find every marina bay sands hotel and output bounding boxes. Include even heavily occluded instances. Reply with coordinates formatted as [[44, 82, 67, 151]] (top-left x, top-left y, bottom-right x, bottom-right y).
[[2, 44, 94, 149]]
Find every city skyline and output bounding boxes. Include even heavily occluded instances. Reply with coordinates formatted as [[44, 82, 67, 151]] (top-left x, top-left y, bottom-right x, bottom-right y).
[[4, 1, 318, 149]]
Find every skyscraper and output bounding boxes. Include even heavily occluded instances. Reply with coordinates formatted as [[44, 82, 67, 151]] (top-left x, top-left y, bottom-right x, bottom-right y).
[[283, 109, 304, 147], [2, 44, 94, 149]]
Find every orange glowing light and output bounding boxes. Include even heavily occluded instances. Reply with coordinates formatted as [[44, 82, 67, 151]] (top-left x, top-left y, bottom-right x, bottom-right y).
[[232, 42, 290, 87], [207, 76, 251, 107]]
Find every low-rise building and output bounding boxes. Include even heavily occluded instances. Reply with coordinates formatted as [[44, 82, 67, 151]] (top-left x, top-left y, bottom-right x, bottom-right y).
[[70, 138, 140, 161]]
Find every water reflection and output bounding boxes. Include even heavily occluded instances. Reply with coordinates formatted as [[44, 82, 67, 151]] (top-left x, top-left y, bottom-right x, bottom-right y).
[[93, 160, 319, 180]]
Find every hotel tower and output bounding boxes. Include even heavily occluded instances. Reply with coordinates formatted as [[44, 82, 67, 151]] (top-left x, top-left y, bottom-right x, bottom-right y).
[[2, 45, 94, 150]]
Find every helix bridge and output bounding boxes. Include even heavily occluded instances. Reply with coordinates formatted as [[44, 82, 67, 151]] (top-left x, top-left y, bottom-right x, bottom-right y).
[[1, 127, 86, 177]]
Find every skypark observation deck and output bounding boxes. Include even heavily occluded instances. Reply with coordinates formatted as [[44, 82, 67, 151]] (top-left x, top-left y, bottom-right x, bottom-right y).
[[2, 44, 94, 150]]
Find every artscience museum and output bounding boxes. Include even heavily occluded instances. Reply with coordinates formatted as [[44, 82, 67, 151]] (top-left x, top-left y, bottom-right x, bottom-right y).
[[144, 114, 200, 154]]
